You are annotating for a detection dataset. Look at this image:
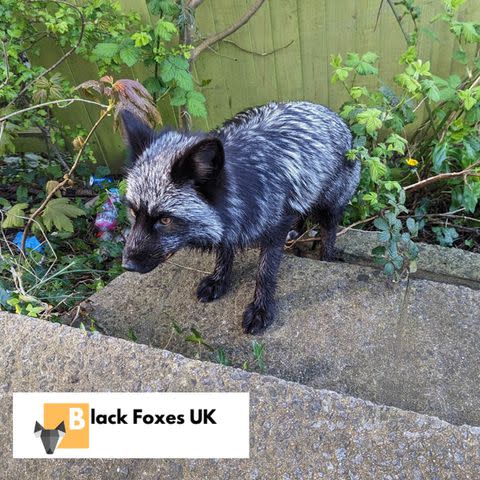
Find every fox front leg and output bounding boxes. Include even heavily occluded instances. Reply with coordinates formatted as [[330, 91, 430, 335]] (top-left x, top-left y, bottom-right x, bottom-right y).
[[242, 242, 284, 335], [197, 244, 234, 302]]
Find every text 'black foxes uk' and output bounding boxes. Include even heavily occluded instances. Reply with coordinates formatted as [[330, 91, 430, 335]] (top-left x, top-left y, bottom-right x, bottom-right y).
[[121, 102, 360, 334]]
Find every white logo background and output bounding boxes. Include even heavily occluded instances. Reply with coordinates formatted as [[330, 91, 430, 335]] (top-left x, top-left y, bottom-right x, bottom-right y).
[[13, 392, 249, 458]]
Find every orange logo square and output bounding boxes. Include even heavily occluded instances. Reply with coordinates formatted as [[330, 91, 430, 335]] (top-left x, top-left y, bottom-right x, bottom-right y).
[[44, 403, 89, 449]]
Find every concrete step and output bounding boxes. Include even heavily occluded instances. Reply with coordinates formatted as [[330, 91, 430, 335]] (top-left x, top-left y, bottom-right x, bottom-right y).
[[77, 249, 480, 427], [1, 312, 479, 479], [334, 230, 480, 290]]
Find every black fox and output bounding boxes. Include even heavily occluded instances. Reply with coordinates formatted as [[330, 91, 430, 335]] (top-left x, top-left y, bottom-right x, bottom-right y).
[[121, 102, 360, 334]]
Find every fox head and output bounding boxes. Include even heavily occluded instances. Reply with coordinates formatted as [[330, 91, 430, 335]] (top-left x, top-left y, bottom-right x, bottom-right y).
[[120, 111, 225, 274], [34, 421, 65, 454]]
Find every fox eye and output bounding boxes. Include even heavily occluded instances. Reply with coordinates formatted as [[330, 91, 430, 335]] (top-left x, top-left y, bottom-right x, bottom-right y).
[[159, 216, 172, 226]]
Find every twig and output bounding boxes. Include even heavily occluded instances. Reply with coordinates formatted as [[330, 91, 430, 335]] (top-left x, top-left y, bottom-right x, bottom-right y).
[[285, 223, 319, 249], [0, 98, 109, 123], [430, 221, 479, 233], [166, 260, 211, 275], [221, 38, 294, 57], [190, 0, 266, 62], [0, 38, 10, 90], [20, 105, 112, 252], [9, 0, 85, 107], [386, 0, 410, 44], [404, 160, 480, 193], [336, 215, 379, 237], [374, 0, 385, 32]]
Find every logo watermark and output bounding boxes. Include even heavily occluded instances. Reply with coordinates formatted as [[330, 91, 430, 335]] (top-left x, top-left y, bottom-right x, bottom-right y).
[[13, 392, 249, 458]]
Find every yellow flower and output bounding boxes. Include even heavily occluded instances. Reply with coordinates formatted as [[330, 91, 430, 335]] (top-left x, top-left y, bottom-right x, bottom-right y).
[[406, 158, 419, 167]]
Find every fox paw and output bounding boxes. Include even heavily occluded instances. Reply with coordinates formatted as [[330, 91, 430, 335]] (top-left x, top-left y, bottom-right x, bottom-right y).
[[196, 275, 228, 302], [242, 303, 274, 334]]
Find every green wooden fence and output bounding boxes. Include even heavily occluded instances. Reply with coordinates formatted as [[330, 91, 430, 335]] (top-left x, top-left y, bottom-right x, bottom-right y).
[[35, 0, 480, 171]]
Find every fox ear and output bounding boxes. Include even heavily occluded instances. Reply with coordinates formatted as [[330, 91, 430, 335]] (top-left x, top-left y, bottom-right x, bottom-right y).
[[34, 421, 44, 437], [56, 421, 66, 437], [171, 138, 224, 199], [120, 110, 155, 160]]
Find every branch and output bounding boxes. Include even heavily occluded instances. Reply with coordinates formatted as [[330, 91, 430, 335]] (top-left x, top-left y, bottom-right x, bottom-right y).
[[0, 98, 109, 123], [404, 160, 480, 193], [9, 0, 85, 107], [0, 39, 10, 90], [189, 0, 266, 63], [221, 38, 294, 57], [20, 105, 112, 253], [386, 0, 410, 45], [188, 0, 205, 8]]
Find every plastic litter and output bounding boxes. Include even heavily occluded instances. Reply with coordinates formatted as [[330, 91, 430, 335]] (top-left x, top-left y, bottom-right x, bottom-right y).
[[89, 175, 113, 187], [94, 188, 120, 240], [13, 232, 44, 253]]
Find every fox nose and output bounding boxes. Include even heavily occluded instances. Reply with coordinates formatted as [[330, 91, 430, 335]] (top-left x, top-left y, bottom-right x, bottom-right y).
[[46, 449, 53, 454], [122, 259, 142, 272], [122, 256, 157, 274]]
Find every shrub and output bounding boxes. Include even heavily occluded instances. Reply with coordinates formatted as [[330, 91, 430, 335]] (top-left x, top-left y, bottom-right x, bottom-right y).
[[329, 0, 480, 277]]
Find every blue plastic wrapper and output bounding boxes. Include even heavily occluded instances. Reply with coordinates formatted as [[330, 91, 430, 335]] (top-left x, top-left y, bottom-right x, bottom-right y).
[[89, 175, 113, 186], [13, 232, 44, 253]]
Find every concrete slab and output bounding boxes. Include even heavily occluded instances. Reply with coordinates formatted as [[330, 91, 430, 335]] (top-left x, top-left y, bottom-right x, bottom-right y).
[[78, 250, 480, 426], [1, 313, 479, 479], [335, 229, 480, 289]]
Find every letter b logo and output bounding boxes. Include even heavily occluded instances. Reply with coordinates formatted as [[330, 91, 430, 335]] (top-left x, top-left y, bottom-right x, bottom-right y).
[[69, 407, 86, 430], [44, 403, 89, 449]]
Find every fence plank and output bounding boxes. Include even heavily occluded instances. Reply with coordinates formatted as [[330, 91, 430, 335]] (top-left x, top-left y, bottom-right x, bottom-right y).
[[29, 0, 478, 171]]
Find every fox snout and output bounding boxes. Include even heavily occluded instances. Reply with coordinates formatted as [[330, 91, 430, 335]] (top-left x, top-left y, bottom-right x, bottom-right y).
[[122, 249, 163, 274]]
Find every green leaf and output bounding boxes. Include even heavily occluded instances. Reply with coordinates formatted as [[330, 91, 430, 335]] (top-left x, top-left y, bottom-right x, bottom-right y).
[[119, 45, 141, 67], [374, 217, 389, 231], [175, 69, 193, 91], [160, 55, 190, 85], [460, 22, 480, 43], [453, 49, 468, 64], [368, 157, 388, 181], [357, 108, 383, 135], [41, 198, 85, 233], [171, 320, 184, 334], [406, 217, 417, 234], [148, 0, 180, 16], [395, 72, 420, 94], [462, 183, 480, 213], [363, 192, 378, 205], [432, 143, 448, 173], [384, 262, 395, 277], [350, 86, 368, 100], [345, 52, 378, 76], [458, 89, 477, 111], [92, 43, 120, 59], [371, 246, 386, 256], [392, 256, 403, 270], [421, 79, 441, 102], [154, 19, 177, 41], [385, 133, 407, 154], [1, 203, 28, 228], [408, 242, 419, 259], [131, 32, 152, 47], [170, 87, 187, 106], [432, 226, 459, 247], [143, 77, 165, 96], [378, 230, 391, 243], [186, 90, 207, 118]]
